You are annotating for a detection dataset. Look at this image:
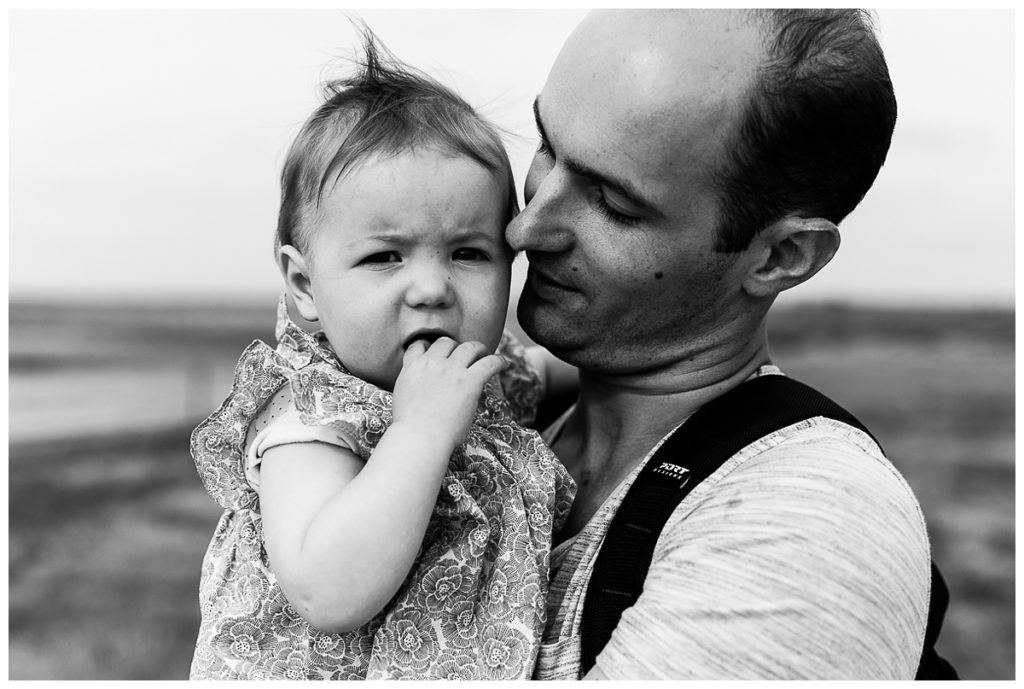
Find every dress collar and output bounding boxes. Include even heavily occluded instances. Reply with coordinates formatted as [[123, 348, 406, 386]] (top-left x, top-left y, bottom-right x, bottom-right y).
[[272, 293, 345, 371]]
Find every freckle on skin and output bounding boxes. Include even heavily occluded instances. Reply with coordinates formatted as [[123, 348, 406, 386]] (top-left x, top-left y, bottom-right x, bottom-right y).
[[571, 266, 579, 273], [654, 271, 664, 279]]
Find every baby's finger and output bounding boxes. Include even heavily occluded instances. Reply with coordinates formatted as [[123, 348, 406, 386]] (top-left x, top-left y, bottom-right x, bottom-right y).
[[448, 340, 492, 367], [424, 336, 458, 359], [467, 353, 509, 383], [402, 338, 430, 364]]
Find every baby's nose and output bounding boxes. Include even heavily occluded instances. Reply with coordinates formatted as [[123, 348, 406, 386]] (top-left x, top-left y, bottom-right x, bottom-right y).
[[405, 262, 454, 308]]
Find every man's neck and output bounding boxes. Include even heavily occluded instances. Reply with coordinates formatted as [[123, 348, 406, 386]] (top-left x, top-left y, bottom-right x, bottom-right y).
[[550, 325, 771, 541], [578, 340, 769, 459]]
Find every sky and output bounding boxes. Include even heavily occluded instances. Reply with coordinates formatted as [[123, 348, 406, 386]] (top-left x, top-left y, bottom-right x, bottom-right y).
[[7, 8, 1016, 308]]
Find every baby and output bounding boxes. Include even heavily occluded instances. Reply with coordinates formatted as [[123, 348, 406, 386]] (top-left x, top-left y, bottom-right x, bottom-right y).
[[188, 33, 576, 680]]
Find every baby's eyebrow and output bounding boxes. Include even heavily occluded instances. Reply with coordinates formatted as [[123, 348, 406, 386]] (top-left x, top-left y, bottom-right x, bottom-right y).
[[448, 228, 501, 243], [349, 229, 499, 247], [346, 230, 406, 244], [341, 233, 405, 252]]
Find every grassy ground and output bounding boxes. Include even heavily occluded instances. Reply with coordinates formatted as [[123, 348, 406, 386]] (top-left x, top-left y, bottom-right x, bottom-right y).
[[8, 301, 1014, 679], [9, 429, 222, 680]]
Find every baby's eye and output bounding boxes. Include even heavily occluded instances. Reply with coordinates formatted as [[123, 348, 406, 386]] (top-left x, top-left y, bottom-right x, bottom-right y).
[[361, 251, 401, 265], [453, 248, 488, 262]]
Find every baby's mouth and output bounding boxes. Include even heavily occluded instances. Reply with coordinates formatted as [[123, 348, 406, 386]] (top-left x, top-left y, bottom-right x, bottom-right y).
[[402, 329, 452, 350]]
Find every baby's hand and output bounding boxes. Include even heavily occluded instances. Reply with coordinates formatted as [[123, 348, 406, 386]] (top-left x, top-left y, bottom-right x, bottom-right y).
[[391, 337, 508, 450]]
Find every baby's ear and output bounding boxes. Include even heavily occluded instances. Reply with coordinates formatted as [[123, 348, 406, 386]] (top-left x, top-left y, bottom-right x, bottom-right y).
[[741, 216, 840, 298], [277, 244, 319, 322]]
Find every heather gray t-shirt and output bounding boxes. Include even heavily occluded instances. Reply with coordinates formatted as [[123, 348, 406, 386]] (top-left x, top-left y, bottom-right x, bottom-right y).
[[534, 367, 930, 680]]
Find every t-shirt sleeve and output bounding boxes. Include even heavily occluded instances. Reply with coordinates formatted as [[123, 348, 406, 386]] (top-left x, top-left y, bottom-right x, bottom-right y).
[[243, 385, 362, 492], [594, 422, 932, 680]]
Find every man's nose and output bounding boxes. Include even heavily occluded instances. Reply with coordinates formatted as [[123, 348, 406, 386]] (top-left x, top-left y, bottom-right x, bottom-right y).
[[404, 259, 454, 308], [506, 157, 572, 253]]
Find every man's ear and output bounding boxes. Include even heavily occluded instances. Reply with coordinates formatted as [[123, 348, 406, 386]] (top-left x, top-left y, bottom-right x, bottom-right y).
[[277, 244, 319, 322], [742, 216, 840, 298]]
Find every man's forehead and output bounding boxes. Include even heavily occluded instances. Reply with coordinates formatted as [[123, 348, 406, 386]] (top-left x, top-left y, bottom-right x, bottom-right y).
[[539, 10, 760, 184], [559, 10, 762, 99]]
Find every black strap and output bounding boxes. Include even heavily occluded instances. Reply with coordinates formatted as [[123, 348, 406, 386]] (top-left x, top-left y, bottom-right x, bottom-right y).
[[915, 563, 958, 680], [579, 374, 956, 679], [578, 375, 876, 671]]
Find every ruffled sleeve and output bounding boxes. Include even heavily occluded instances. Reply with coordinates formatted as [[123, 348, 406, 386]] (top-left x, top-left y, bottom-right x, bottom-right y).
[[190, 296, 390, 509], [495, 330, 543, 428], [282, 360, 394, 462], [242, 385, 368, 492], [190, 340, 294, 510]]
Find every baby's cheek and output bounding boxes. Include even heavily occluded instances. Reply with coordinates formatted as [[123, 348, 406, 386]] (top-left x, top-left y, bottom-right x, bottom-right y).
[[341, 348, 401, 392], [475, 297, 511, 352]]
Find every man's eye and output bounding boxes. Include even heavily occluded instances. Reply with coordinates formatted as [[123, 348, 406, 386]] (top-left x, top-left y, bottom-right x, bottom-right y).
[[453, 248, 488, 262], [361, 251, 401, 265], [536, 137, 553, 157], [595, 192, 641, 227]]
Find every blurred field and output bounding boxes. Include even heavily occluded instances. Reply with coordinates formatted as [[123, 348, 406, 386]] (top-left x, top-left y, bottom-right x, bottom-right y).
[[8, 299, 1014, 679]]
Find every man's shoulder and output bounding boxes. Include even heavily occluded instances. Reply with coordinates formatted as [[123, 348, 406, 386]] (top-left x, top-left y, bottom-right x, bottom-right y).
[[724, 414, 917, 505], [658, 412, 928, 547], [730, 368, 900, 486], [750, 414, 898, 482]]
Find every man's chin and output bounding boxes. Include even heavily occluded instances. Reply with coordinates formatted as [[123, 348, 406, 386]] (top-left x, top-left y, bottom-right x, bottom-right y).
[[516, 297, 652, 374], [517, 294, 577, 352]]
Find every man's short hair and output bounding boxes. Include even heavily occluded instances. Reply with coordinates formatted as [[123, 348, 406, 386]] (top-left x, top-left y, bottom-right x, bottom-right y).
[[276, 27, 518, 252], [712, 9, 897, 252]]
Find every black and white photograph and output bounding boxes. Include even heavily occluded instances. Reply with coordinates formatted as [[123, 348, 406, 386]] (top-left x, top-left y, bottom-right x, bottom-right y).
[[8, 7, 1014, 680]]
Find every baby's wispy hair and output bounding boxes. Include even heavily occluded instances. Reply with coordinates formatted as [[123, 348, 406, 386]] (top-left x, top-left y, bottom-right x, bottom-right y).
[[276, 23, 518, 252]]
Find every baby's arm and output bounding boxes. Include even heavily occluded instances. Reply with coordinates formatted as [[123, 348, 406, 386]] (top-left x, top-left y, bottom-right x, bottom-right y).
[[525, 344, 579, 428], [258, 338, 507, 633]]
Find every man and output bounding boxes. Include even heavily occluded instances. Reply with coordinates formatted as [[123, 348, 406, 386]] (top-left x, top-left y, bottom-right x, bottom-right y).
[[508, 9, 930, 680]]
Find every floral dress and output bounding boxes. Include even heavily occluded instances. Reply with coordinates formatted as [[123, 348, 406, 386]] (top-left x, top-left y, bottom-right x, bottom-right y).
[[189, 298, 575, 680]]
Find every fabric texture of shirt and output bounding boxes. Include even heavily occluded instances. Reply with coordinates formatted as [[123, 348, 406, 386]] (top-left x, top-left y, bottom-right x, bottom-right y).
[[534, 365, 931, 680], [189, 296, 575, 680]]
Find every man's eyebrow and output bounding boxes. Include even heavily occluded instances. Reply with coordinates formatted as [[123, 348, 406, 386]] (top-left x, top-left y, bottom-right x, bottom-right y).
[[532, 98, 664, 220], [533, 98, 550, 146]]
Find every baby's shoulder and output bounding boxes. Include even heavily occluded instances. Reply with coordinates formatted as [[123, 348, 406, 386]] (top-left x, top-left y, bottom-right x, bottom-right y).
[[191, 331, 388, 507], [285, 359, 393, 459]]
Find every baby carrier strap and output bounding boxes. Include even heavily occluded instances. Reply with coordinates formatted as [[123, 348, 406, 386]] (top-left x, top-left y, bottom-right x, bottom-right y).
[[578, 374, 957, 680]]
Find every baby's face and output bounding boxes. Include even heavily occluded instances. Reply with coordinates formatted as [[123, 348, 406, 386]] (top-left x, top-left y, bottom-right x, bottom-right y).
[[303, 149, 513, 390]]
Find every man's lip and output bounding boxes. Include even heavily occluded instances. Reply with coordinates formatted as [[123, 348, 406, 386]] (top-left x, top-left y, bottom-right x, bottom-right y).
[[528, 265, 576, 292], [402, 329, 453, 350]]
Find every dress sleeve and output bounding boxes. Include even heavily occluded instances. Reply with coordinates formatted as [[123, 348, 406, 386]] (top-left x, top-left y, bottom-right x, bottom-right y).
[[593, 423, 932, 680], [495, 330, 544, 428], [243, 384, 364, 492]]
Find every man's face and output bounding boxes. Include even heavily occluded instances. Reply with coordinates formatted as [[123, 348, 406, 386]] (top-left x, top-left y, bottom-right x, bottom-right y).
[[507, 10, 764, 374]]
